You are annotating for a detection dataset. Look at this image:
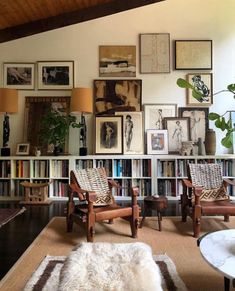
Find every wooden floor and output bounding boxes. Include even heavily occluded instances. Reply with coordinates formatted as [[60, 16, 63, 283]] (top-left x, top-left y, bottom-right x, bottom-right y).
[[0, 199, 180, 280]]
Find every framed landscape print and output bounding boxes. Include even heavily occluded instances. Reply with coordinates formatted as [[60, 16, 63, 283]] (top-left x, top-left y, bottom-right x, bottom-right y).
[[3, 62, 35, 90], [95, 116, 123, 154], [139, 33, 170, 73], [115, 112, 143, 155], [175, 40, 213, 70], [99, 45, 136, 77], [147, 129, 168, 154], [187, 73, 213, 106], [37, 61, 74, 90], [94, 79, 142, 115]]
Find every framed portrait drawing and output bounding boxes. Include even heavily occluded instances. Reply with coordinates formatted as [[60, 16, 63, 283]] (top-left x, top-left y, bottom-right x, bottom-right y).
[[115, 112, 143, 155], [16, 143, 30, 155], [99, 45, 136, 77], [147, 129, 168, 154], [3, 62, 35, 90], [164, 117, 190, 154], [37, 61, 74, 90], [178, 107, 209, 143], [175, 40, 213, 70], [187, 73, 213, 106], [144, 104, 177, 131], [95, 116, 123, 154], [94, 79, 142, 115], [139, 33, 170, 73]]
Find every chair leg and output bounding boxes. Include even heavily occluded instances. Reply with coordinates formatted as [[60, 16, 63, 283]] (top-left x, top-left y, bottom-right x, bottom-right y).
[[130, 205, 139, 238], [193, 205, 202, 238], [224, 215, 230, 222], [181, 194, 188, 222], [87, 212, 95, 242], [66, 200, 75, 232]]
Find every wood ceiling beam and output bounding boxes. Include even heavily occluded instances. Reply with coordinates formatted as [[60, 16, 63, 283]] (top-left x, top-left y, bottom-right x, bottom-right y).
[[0, 0, 165, 43]]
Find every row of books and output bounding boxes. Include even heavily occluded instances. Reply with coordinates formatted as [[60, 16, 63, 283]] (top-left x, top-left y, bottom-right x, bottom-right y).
[[157, 160, 175, 177], [0, 180, 11, 196], [0, 161, 11, 178], [14, 160, 30, 178], [75, 159, 93, 170], [51, 160, 69, 178], [33, 160, 49, 178], [113, 159, 132, 177], [51, 180, 69, 197], [157, 179, 176, 196]]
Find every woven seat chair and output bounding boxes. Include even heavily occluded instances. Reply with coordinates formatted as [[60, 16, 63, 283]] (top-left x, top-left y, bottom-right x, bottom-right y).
[[181, 163, 235, 238], [66, 167, 139, 242]]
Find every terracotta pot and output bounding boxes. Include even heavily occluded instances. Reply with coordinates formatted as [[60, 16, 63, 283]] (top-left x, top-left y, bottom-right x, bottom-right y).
[[205, 129, 216, 155]]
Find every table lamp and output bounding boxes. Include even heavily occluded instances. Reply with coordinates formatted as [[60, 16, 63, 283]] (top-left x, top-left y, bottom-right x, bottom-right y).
[[70, 87, 93, 156], [0, 88, 18, 156]]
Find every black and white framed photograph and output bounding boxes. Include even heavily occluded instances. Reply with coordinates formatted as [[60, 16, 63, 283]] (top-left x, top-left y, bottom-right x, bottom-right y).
[[95, 116, 123, 154], [164, 117, 190, 154], [3, 62, 35, 90], [187, 73, 213, 106], [16, 143, 30, 155], [144, 104, 177, 131], [37, 61, 74, 90], [115, 112, 143, 155], [147, 129, 168, 154]]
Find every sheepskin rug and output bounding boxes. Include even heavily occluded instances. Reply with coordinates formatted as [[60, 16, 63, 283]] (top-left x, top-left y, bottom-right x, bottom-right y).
[[59, 242, 162, 291]]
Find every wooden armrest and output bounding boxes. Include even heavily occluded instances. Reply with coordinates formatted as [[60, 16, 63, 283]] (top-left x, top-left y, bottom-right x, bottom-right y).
[[108, 179, 119, 188], [182, 179, 193, 188], [223, 178, 235, 186]]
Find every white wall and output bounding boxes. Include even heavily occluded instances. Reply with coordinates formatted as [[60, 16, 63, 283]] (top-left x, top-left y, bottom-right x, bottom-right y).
[[0, 0, 234, 155]]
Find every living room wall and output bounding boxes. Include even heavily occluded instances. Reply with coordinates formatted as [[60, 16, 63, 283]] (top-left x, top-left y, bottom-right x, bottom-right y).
[[0, 0, 234, 155]]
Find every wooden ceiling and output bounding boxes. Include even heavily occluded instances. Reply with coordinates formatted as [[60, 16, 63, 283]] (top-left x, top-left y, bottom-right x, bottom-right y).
[[0, 0, 165, 43]]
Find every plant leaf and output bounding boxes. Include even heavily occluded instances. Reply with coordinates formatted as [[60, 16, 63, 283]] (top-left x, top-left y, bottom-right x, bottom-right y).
[[208, 112, 220, 120], [192, 89, 204, 102], [221, 132, 233, 148], [227, 83, 235, 92], [176, 78, 194, 89]]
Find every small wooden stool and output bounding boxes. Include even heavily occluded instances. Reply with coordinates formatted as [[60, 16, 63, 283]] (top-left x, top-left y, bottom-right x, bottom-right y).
[[20, 181, 52, 205], [139, 196, 168, 231]]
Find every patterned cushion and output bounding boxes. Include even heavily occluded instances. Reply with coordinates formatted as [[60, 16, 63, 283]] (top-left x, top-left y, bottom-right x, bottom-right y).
[[200, 186, 229, 202]]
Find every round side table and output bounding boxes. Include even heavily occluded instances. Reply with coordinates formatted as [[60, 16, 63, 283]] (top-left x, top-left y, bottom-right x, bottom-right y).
[[139, 196, 168, 231]]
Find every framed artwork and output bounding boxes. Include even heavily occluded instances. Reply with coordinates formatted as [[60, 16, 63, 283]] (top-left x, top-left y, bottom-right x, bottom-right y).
[[95, 116, 123, 154], [115, 112, 143, 155], [175, 40, 213, 70], [178, 107, 209, 143], [37, 61, 74, 90], [99, 45, 136, 77], [147, 129, 168, 154], [187, 73, 213, 106], [16, 143, 30, 155], [3, 62, 35, 90], [94, 79, 142, 115], [139, 33, 170, 73], [164, 117, 190, 154], [144, 104, 177, 131], [232, 112, 235, 154]]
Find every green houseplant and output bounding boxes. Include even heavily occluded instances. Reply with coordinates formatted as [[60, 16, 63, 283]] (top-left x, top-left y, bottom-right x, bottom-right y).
[[177, 78, 235, 148]]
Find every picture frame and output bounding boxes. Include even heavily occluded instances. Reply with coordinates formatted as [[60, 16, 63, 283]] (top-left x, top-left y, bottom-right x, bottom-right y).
[[95, 116, 123, 154], [99, 45, 136, 77], [16, 143, 30, 155], [94, 79, 142, 115], [115, 111, 144, 155], [3, 62, 35, 90], [187, 73, 213, 106], [37, 61, 74, 90], [147, 129, 168, 154], [175, 40, 213, 70], [164, 117, 190, 154], [178, 107, 209, 144], [144, 104, 177, 131], [139, 33, 170, 73]]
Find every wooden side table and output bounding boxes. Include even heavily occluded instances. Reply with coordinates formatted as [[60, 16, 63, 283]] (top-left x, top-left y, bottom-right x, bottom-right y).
[[139, 196, 168, 231]]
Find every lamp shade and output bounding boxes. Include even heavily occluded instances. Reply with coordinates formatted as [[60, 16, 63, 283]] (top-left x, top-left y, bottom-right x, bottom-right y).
[[70, 87, 93, 114], [0, 88, 18, 113]]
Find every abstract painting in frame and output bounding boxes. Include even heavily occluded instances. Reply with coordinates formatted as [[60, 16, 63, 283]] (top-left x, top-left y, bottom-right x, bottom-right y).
[[147, 129, 168, 154], [99, 45, 136, 77]]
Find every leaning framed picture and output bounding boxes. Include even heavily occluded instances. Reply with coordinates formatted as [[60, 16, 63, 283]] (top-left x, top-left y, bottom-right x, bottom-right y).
[[164, 117, 190, 154], [3, 62, 35, 90], [37, 61, 74, 90], [144, 104, 177, 131], [175, 40, 213, 70], [147, 129, 168, 154], [115, 112, 143, 155], [95, 116, 123, 154], [99, 45, 136, 77], [16, 143, 30, 155], [187, 73, 213, 106]]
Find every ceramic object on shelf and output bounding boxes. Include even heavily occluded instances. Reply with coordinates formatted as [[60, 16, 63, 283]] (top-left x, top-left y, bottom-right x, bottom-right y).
[[205, 129, 216, 155]]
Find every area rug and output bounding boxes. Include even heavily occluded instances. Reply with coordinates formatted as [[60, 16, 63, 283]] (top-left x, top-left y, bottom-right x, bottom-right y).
[[0, 207, 26, 227], [23, 254, 187, 291]]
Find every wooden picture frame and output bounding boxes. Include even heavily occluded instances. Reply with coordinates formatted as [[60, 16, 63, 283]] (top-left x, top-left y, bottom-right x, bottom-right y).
[[175, 40, 213, 70], [95, 116, 123, 154], [94, 79, 142, 115], [139, 33, 170, 73], [164, 117, 190, 154], [16, 143, 30, 155], [3, 62, 35, 90], [147, 129, 168, 154], [37, 61, 74, 90], [99, 45, 136, 77], [187, 73, 213, 106]]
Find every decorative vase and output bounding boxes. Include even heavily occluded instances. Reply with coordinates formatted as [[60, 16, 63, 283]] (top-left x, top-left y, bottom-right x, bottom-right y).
[[205, 129, 216, 155]]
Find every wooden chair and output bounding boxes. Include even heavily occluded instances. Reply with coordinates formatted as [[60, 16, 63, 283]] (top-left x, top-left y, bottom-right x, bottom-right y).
[[181, 163, 235, 238], [66, 167, 140, 242]]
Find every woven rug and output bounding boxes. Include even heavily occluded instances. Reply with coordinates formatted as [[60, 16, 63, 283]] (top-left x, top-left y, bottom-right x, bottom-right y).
[[0, 207, 26, 227], [23, 254, 187, 291]]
